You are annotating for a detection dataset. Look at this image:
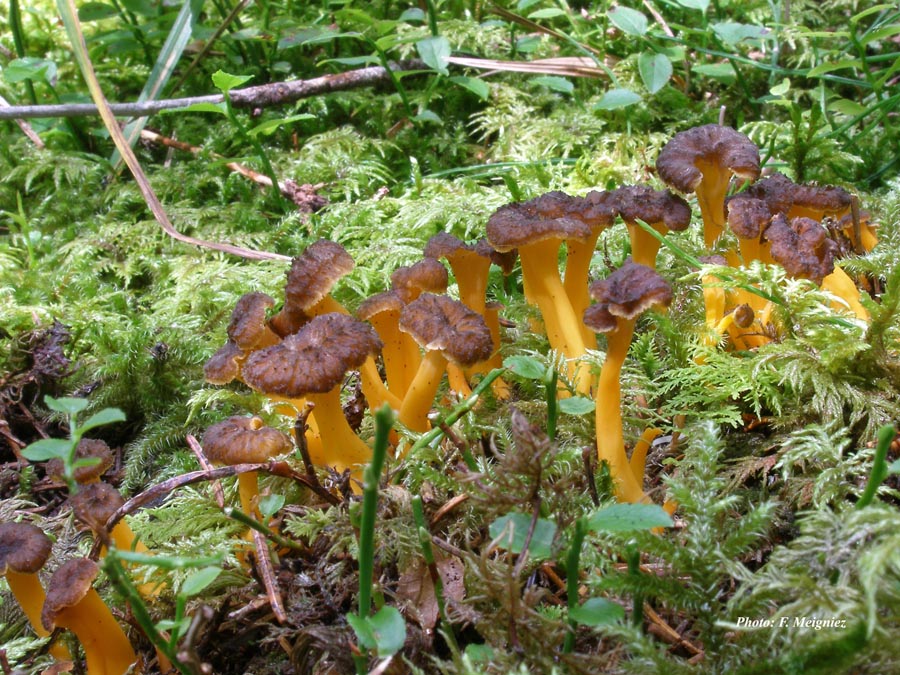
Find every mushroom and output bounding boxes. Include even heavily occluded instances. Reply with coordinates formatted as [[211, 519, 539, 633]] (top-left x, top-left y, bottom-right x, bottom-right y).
[[0, 522, 68, 658], [204, 291, 280, 385], [487, 193, 595, 393], [201, 416, 294, 515], [42, 557, 138, 675], [357, 290, 419, 398], [765, 214, 839, 286], [424, 233, 492, 314], [69, 481, 159, 597], [242, 313, 384, 476], [610, 185, 692, 268], [46, 437, 113, 485], [583, 260, 673, 503], [656, 124, 761, 248], [397, 294, 494, 432], [725, 193, 775, 265], [390, 257, 449, 304]]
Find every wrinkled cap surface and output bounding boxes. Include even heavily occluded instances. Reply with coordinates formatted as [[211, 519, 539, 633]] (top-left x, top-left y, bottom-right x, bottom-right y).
[[765, 214, 838, 284], [0, 522, 52, 575], [202, 416, 293, 465], [357, 290, 405, 321], [42, 557, 98, 631], [284, 240, 355, 311], [243, 313, 383, 397], [742, 172, 852, 218], [726, 195, 773, 239], [391, 258, 449, 303], [204, 340, 244, 385], [47, 437, 112, 484], [586, 260, 673, 326], [656, 124, 761, 193], [424, 233, 488, 262], [69, 482, 125, 533], [611, 185, 692, 231], [399, 293, 494, 366], [486, 191, 603, 252], [227, 292, 277, 350]]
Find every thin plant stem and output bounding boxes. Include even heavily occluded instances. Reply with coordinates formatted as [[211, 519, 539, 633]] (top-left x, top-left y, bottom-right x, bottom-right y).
[[223, 506, 306, 550], [856, 424, 896, 509], [9, 0, 37, 105], [563, 516, 587, 653]]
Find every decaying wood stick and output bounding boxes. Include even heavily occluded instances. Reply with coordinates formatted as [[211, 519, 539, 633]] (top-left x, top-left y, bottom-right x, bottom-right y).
[[0, 60, 426, 120]]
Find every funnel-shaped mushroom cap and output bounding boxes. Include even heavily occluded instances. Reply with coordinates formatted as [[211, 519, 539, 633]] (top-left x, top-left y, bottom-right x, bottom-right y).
[[741, 172, 852, 217], [285, 240, 355, 311], [202, 416, 293, 466], [765, 214, 838, 284], [726, 194, 773, 240], [656, 124, 761, 193], [486, 192, 597, 251], [227, 292, 277, 350], [204, 340, 244, 385], [41, 558, 98, 631], [357, 290, 405, 321], [242, 313, 383, 398], [399, 294, 493, 366], [584, 260, 673, 331], [69, 482, 125, 533], [391, 258, 449, 303], [611, 186, 692, 230], [424, 233, 486, 262], [0, 522, 52, 575], [47, 438, 113, 484]]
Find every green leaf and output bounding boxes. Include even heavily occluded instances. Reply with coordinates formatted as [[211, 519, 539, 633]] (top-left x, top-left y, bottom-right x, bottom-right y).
[[529, 8, 566, 19], [516, 35, 542, 53], [120, 0, 156, 16], [258, 494, 285, 519], [78, 408, 126, 434], [504, 355, 546, 380], [674, 0, 709, 11], [179, 566, 222, 597], [569, 597, 625, 626], [212, 70, 253, 93], [532, 76, 574, 94], [712, 22, 769, 45], [638, 52, 672, 94], [489, 513, 557, 560], [3, 58, 57, 85], [322, 55, 381, 67], [464, 643, 495, 663], [558, 396, 595, 415], [587, 503, 674, 532], [21, 438, 73, 462], [769, 78, 791, 96], [594, 88, 641, 110], [172, 102, 227, 114], [347, 606, 407, 657], [888, 459, 900, 475], [807, 59, 862, 78], [78, 2, 117, 21], [416, 36, 451, 76], [45, 396, 89, 415], [607, 7, 647, 37], [413, 109, 443, 124], [691, 63, 737, 83], [449, 75, 490, 100], [247, 114, 317, 137], [826, 98, 867, 116], [399, 7, 426, 22]]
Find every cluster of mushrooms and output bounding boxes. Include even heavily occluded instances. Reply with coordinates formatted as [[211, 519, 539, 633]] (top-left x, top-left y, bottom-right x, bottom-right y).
[[1, 439, 154, 674], [2, 123, 877, 675], [202, 123, 875, 507]]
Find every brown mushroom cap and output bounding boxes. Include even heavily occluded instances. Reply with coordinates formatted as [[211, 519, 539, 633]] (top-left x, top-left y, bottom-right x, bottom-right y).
[[202, 416, 294, 466], [69, 482, 125, 534], [242, 313, 383, 398], [284, 240, 355, 312], [227, 292, 278, 350], [46, 438, 113, 484], [41, 558, 98, 631], [611, 185, 692, 231], [726, 194, 774, 240], [398, 293, 494, 366], [741, 172, 852, 218], [204, 340, 245, 385], [584, 260, 674, 331], [656, 124, 761, 193], [477, 239, 518, 275], [765, 214, 838, 284], [390, 258, 449, 303], [0, 522, 52, 575], [486, 192, 597, 251], [423, 233, 485, 262], [357, 290, 406, 321]]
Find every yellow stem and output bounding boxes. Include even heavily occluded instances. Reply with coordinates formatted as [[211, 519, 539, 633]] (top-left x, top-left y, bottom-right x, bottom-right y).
[[821, 268, 868, 320], [563, 233, 602, 350], [398, 350, 448, 433], [6, 570, 70, 659], [55, 588, 137, 675], [308, 386, 373, 476], [368, 312, 419, 398], [629, 427, 662, 486]]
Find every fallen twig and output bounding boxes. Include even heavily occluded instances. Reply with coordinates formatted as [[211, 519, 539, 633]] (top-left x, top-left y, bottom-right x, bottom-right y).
[[0, 60, 426, 120]]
